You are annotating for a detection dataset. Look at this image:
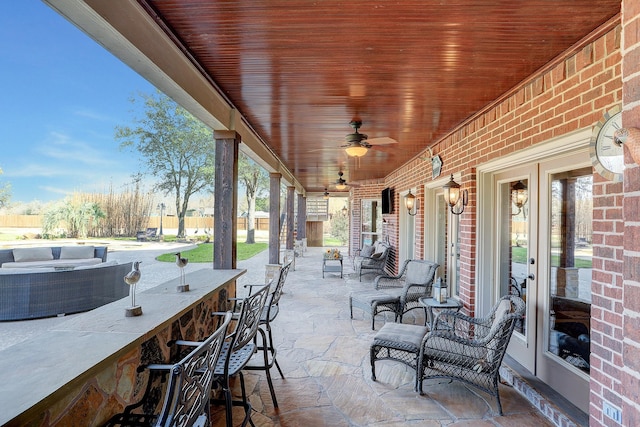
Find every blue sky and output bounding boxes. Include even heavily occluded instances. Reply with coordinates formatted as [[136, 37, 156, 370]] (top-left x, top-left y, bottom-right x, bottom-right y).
[[1, 2, 156, 204]]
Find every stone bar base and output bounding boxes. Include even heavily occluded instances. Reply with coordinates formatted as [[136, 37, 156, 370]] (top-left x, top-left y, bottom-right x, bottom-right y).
[[0, 268, 244, 426]]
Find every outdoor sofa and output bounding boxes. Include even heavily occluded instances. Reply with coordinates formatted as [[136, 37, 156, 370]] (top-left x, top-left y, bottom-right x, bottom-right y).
[[0, 246, 131, 321]]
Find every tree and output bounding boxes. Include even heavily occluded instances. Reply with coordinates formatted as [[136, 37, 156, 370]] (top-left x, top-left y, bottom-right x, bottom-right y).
[[330, 208, 349, 245], [115, 91, 215, 237], [42, 200, 105, 238], [238, 153, 269, 243], [0, 167, 11, 209]]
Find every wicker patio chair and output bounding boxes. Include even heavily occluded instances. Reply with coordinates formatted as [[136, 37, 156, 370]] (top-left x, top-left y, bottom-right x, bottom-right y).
[[417, 294, 526, 415], [371, 295, 524, 415], [355, 241, 391, 281], [243, 260, 292, 408], [350, 259, 439, 329], [105, 312, 232, 427]]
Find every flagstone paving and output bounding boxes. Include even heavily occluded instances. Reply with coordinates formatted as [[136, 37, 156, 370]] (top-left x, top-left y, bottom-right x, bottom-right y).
[[210, 246, 556, 427]]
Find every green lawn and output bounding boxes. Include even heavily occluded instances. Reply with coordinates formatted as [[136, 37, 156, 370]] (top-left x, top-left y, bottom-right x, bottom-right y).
[[511, 246, 592, 268], [156, 242, 267, 263], [323, 236, 345, 247]]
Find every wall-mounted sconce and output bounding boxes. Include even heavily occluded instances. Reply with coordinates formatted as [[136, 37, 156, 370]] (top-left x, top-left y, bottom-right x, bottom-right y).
[[405, 190, 418, 216], [341, 205, 348, 215], [511, 180, 528, 216], [443, 174, 468, 215], [323, 188, 330, 199]]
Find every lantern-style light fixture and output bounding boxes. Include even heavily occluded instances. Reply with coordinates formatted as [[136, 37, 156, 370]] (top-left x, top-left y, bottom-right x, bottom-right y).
[[341, 205, 348, 215], [323, 189, 330, 199], [442, 174, 468, 215], [405, 190, 418, 216], [511, 180, 528, 215]]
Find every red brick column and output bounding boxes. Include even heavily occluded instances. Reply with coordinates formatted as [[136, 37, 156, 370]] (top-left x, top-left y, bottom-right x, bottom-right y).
[[620, 1, 640, 426]]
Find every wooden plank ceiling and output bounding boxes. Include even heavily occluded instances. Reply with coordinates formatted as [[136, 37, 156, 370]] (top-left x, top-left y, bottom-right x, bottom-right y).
[[139, 0, 619, 194]]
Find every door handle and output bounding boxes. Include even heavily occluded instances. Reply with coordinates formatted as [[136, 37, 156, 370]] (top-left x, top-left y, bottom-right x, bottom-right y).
[[527, 273, 535, 281]]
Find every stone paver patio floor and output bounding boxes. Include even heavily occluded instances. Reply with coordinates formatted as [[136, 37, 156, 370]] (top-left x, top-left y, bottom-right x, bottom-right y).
[[210, 246, 555, 427]]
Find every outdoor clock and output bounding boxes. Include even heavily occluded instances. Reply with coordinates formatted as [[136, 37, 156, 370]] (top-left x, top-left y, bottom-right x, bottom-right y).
[[589, 107, 624, 182]]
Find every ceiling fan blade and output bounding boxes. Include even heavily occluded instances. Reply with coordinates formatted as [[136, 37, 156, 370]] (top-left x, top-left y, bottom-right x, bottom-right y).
[[367, 136, 397, 146]]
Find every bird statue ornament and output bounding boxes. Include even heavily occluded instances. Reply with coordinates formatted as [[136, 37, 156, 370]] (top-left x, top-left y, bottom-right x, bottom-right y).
[[124, 261, 143, 316], [175, 252, 190, 292]]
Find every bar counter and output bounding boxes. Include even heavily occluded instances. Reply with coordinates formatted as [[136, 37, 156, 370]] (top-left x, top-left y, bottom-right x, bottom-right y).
[[0, 267, 245, 426]]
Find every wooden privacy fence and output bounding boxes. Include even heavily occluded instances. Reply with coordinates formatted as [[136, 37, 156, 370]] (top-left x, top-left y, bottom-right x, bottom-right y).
[[0, 215, 270, 232]]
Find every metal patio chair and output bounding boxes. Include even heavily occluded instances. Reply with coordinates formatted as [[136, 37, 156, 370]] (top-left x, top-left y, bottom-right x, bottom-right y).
[[105, 311, 232, 427], [243, 260, 292, 408], [211, 285, 269, 427]]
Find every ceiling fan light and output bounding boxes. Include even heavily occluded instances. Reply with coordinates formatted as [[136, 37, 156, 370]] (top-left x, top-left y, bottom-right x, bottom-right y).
[[344, 144, 369, 157], [335, 182, 347, 190]]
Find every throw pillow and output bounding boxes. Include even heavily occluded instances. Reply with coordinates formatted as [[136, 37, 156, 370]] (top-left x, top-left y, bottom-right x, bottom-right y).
[[371, 252, 383, 259], [60, 245, 95, 260], [360, 244, 375, 257], [13, 247, 54, 262], [486, 299, 513, 364]]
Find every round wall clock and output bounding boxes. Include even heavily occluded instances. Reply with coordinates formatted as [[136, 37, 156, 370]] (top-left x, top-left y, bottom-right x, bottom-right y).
[[589, 106, 623, 182]]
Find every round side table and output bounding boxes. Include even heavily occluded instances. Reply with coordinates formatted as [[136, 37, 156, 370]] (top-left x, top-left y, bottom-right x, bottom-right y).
[[419, 297, 463, 330]]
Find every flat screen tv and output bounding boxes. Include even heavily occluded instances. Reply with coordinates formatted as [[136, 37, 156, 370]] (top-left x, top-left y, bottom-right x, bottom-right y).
[[381, 187, 394, 214]]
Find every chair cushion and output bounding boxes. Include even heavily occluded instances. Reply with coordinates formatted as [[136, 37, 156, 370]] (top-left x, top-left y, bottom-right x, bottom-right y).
[[351, 289, 400, 305], [13, 247, 53, 262], [60, 245, 95, 259], [360, 244, 375, 257], [485, 299, 513, 363], [491, 299, 512, 331], [405, 261, 436, 285], [374, 323, 429, 353]]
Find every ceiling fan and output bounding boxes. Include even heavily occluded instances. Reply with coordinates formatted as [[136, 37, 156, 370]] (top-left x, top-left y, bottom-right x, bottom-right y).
[[334, 171, 348, 190], [342, 120, 397, 157]]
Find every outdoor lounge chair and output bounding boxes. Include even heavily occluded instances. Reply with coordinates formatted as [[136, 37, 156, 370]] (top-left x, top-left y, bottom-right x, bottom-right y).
[[354, 241, 391, 281], [370, 294, 525, 415], [350, 259, 439, 329], [136, 227, 158, 242]]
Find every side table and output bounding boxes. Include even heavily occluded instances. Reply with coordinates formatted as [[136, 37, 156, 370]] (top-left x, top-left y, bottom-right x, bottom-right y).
[[419, 297, 462, 330], [322, 256, 343, 278]]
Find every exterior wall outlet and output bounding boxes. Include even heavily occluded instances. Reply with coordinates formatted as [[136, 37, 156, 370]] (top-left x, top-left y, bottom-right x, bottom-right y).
[[603, 401, 622, 424]]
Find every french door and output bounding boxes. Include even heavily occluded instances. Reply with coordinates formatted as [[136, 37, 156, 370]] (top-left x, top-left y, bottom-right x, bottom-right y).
[[493, 151, 592, 412], [494, 166, 538, 372]]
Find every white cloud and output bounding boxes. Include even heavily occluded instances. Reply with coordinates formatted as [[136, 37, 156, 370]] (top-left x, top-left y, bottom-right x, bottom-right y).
[[73, 108, 114, 122], [37, 185, 73, 196], [4, 163, 67, 178]]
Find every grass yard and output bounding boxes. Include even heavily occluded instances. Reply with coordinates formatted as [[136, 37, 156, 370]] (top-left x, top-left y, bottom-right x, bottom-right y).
[[156, 242, 267, 263], [511, 246, 592, 268]]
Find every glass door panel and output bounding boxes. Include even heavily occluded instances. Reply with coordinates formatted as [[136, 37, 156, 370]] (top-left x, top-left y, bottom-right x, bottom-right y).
[[537, 154, 591, 413], [361, 199, 382, 245], [495, 167, 537, 372], [547, 170, 592, 372]]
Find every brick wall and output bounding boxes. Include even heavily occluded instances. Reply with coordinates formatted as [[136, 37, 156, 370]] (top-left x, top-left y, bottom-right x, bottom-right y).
[[350, 17, 629, 424], [620, 0, 640, 425]]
